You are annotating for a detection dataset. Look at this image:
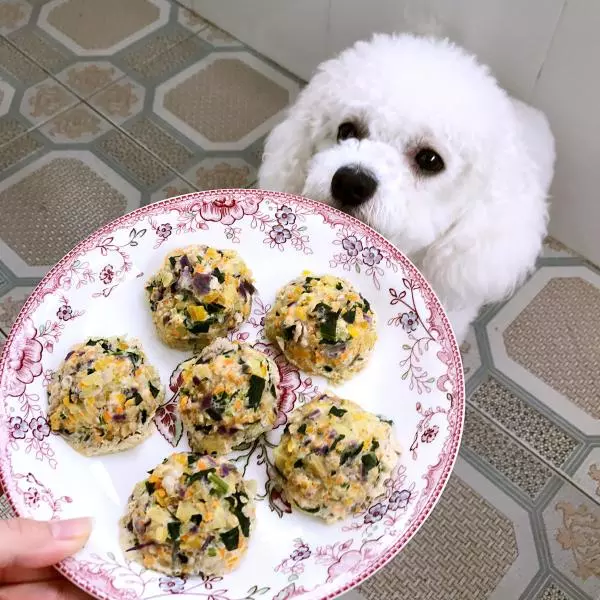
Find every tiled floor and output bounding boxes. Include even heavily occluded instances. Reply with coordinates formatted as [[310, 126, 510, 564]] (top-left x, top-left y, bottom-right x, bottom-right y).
[[1, 2, 600, 599]]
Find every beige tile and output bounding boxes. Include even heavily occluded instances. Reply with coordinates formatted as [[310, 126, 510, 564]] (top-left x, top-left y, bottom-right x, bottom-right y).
[[0, 154, 129, 266], [505, 277, 600, 419], [0, 286, 33, 332], [47, 0, 159, 51], [0, 0, 32, 35], [487, 265, 600, 436], [543, 481, 600, 597], [0, 37, 46, 85], [121, 26, 203, 80], [463, 406, 552, 499], [94, 128, 173, 187], [0, 129, 44, 172], [154, 52, 298, 151], [470, 378, 578, 467], [359, 474, 518, 600], [7, 28, 71, 74], [123, 117, 194, 171], [163, 57, 289, 144]]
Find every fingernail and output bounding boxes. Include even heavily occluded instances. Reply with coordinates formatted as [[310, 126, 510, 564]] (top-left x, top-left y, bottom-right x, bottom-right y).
[[50, 517, 93, 541]]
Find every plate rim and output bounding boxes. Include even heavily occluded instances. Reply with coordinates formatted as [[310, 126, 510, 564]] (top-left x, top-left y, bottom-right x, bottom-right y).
[[0, 188, 465, 600]]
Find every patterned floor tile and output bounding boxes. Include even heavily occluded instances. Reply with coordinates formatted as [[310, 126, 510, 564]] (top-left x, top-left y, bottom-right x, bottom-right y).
[[463, 405, 553, 500], [84, 29, 299, 171], [460, 325, 481, 382], [542, 481, 600, 598], [0, 285, 33, 332], [487, 265, 600, 436], [359, 458, 539, 600], [536, 580, 578, 600], [572, 447, 600, 502], [1, 1, 201, 103], [469, 377, 579, 468]]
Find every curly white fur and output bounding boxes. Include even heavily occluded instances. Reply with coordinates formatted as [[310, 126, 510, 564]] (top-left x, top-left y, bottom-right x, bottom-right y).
[[258, 34, 555, 342]]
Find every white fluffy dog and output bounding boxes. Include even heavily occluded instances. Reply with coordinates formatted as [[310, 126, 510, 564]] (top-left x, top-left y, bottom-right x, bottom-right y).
[[258, 34, 555, 342]]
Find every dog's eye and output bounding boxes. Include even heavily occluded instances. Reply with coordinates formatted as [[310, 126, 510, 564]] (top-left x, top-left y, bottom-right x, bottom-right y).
[[414, 148, 445, 174], [337, 122, 359, 141]]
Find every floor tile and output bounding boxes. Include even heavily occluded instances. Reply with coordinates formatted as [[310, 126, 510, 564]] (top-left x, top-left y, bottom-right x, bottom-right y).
[[2, 0, 200, 102], [542, 481, 600, 598], [469, 377, 580, 469], [0, 102, 192, 277], [486, 265, 600, 437], [462, 404, 553, 501], [359, 457, 539, 600], [0, 284, 34, 333], [87, 31, 300, 185]]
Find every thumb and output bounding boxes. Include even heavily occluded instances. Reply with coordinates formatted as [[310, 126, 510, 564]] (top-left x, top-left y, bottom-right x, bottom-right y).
[[0, 517, 92, 570]]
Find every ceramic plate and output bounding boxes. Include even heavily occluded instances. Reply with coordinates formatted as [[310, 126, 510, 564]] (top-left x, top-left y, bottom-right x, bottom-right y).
[[0, 190, 464, 600]]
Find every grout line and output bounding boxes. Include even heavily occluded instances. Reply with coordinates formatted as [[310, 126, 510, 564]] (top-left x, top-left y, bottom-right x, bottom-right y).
[[467, 400, 600, 507]]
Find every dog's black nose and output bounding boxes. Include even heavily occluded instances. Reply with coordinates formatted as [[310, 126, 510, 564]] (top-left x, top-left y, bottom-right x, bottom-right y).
[[331, 166, 378, 206]]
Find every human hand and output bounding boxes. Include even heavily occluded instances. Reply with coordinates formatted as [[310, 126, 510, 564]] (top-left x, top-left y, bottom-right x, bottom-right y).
[[0, 516, 93, 599]]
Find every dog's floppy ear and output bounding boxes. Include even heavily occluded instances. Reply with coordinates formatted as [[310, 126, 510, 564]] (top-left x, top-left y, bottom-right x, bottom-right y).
[[420, 114, 553, 313], [258, 89, 320, 194]]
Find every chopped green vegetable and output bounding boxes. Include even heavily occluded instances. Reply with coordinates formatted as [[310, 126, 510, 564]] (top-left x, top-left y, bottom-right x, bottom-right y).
[[206, 407, 223, 421], [207, 547, 217, 557], [187, 468, 216, 485], [247, 375, 266, 409], [342, 308, 356, 324], [191, 514, 203, 526], [340, 442, 364, 465], [208, 472, 229, 496], [319, 308, 339, 343], [293, 459, 304, 468], [187, 453, 201, 466], [220, 526, 239, 551], [167, 521, 181, 541], [140, 409, 148, 424], [370, 439, 380, 452], [87, 368, 95, 375], [323, 365, 333, 372], [131, 391, 144, 406], [204, 302, 224, 314], [169, 255, 181, 269], [185, 319, 213, 334], [297, 423, 307, 435], [361, 452, 379, 473], [330, 434, 346, 451], [148, 381, 160, 398], [226, 491, 251, 537], [145, 481, 155, 494], [378, 416, 394, 426], [212, 268, 225, 283], [336, 282, 343, 290], [283, 325, 296, 341], [329, 406, 347, 418], [361, 295, 371, 313]]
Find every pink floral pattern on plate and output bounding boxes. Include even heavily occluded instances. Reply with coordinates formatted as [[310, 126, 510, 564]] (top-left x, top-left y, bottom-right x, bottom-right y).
[[0, 190, 464, 600]]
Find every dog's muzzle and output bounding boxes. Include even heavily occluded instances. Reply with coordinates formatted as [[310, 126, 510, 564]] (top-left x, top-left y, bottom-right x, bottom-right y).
[[331, 165, 378, 207]]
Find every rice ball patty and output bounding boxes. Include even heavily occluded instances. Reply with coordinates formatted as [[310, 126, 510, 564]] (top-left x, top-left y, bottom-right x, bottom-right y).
[[146, 245, 255, 350], [121, 452, 255, 577], [47, 337, 164, 456], [273, 394, 399, 522], [265, 273, 376, 383], [178, 338, 280, 455]]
